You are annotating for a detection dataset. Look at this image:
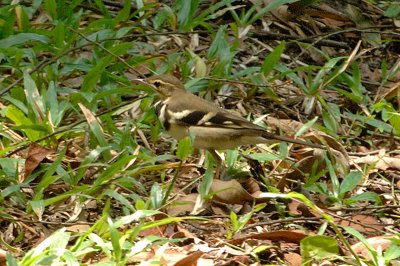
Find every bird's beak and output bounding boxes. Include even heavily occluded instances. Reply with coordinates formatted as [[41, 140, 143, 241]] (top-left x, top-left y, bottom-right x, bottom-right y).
[[131, 78, 158, 93]]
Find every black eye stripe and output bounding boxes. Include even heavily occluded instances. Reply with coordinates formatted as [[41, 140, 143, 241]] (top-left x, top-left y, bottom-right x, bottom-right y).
[[153, 81, 161, 87]]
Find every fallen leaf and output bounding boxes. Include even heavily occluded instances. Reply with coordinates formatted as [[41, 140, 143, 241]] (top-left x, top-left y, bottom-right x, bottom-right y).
[[167, 194, 200, 216], [0, 249, 6, 266], [65, 224, 91, 233], [173, 251, 203, 266], [284, 252, 302, 266], [338, 214, 384, 233], [210, 179, 255, 204], [228, 231, 308, 245], [353, 154, 400, 171], [351, 236, 395, 260], [24, 143, 55, 181]]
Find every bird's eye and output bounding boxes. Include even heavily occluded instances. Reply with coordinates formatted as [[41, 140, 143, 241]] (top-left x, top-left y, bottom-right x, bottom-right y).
[[153, 81, 161, 87]]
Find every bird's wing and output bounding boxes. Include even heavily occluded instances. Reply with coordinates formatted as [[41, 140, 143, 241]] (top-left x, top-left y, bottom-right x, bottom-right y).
[[165, 94, 264, 131]]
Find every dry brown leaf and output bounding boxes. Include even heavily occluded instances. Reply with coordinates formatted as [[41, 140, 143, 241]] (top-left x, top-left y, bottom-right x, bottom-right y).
[[338, 214, 384, 233], [375, 81, 400, 102], [0, 249, 6, 266], [65, 224, 91, 233], [351, 236, 396, 260], [353, 154, 400, 171], [266, 116, 304, 135], [210, 179, 255, 204], [61, 76, 83, 88], [288, 200, 318, 217], [173, 251, 203, 266], [228, 230, 308, 245], [167, 194, 201, 216], [24, 143, 55, 181], [284, 252, 302, 266]]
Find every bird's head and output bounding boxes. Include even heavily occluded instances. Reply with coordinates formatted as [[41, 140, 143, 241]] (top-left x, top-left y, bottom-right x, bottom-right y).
[[145, 75, 186, 99]]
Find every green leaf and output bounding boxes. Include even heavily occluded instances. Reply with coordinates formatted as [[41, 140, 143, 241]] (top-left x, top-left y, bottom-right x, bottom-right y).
[[322, 110, 337, 134], [24, 72, 45, 121], [175, 0, 200, 30], [250, 0, 298, 24], [81, 56, 113, 92], [33, 148, 66, 201], [0, 158, 21, 178], [176, 136, 193, 160], [109, 223, 122, 261], [385, 3, 400, 18], [78, 103, 111, 161], [0, 33, 49, 48], [248, 152, 283, 162], [114, 210, 162, 228], [230, 211, 238, 230], [6, 105, 40, 140], [93, 155, 135, 187], [104, 189, 135, 211], [339, 171, 362, 197], [114, 0, 131, 23], [348, 191, 381, 204], [261, 41, 285, 77], [199, 158, 214, 198], [44, 0, 57, 20], [300, 235, 339, 260], [208, 25, 228, 59], [384, 243, 400, 261], [94, 0, 111, 17], [30, 199, 45, 218], [295, 116, 318, 137]]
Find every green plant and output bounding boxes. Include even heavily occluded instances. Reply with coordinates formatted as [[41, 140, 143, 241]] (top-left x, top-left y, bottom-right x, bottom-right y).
[[225, 203, 266, 239]]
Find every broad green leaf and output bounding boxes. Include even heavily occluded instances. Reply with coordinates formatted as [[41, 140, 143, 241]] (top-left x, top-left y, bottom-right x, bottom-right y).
[[6, 105, 40, 140], [295, 116, 318, 137], [109, 222, 122, 261], [199, 158, 214, 197], [114, 0, 132, 23], [384, 243, 400, 261], [93, 155, 135, 187], [94, 0, 111, 17], [33, 147, 66, 201], [385, 3, 400, 17], [0, 33, 49, 48], [24, 72, 45, 121], [30, 199, 45, 219], [249, 152, 283, 162], [208, 25, 228, 59], [348, 191, 381, 204], [301, 235, 339, 260], [339, 171, 362, 197], [322, 110, 338, 134], [176, 136, 193, 160], [175, 0, 200, 30], [261, 41, 285, 77], [44, 0, 57, 19], [105, 189, 135, 211], [0, 158, 21, 178], [80, 55, 114, 92]]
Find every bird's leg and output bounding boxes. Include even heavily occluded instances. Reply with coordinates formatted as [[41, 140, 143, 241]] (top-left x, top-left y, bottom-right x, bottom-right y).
[[207, 149, 226, 178]]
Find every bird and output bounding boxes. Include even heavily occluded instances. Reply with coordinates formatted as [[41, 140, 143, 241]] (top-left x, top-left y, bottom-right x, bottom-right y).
[[134, 74, 325, 176]]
